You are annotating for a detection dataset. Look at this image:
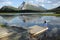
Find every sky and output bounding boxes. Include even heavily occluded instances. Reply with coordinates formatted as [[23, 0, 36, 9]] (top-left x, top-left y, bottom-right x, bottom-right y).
[[0, 0, 60, 10]]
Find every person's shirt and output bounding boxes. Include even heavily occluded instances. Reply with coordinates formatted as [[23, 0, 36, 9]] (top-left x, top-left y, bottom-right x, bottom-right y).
[[39, 22, 47, 27], [43, 23, 47, 27]]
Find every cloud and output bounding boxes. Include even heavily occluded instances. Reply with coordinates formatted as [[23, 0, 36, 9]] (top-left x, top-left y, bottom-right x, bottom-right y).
[[47, 1, 52, 3], [53, 3, 58, 6], [0, 0, 12, 5], [36, 0, 44, 3], [28, 0, 34, 4], [30, 1, 34, 3], [41, 4, 45, 7], [28, 0, 39, 7], [35, 0, 60, 4], [2, 1, 12, 5]]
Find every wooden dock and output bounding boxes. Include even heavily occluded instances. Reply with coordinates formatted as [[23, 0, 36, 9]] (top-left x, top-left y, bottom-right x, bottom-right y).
[[29, 25, 48, 37]]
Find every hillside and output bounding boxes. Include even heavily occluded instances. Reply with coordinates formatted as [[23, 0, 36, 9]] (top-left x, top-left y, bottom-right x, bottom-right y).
[[47, 6, 60, 14], [0, 6, 20, 12]]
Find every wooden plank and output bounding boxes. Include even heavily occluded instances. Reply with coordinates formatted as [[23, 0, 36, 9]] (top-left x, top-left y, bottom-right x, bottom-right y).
[[29, 25, 48, 36]]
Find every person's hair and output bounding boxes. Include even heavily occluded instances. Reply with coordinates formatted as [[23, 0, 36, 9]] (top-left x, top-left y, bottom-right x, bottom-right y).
[[44, 21, 46, 23]]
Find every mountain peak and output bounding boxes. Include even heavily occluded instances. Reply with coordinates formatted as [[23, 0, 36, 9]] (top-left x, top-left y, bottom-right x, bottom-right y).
[[18, 2, 47, 11]]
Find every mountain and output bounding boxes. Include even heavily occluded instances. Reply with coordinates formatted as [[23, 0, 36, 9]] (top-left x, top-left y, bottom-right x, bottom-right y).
[[52, 6, 60, 14], [48, 6, 60, 12], [0, 5, 42, 13], [47, 6, 60, 14], [52, 6, 60, 11], [0, 6, 19, 12], [0, 2, 60, 13], [18, 2, 47, 11]]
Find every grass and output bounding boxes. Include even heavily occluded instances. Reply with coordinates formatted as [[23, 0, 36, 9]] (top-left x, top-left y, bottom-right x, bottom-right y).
[[39, 14, 60, 16], [0, 13, 60, 16]]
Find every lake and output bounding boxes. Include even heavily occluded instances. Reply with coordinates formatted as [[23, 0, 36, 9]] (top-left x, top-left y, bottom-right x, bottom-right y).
[[0, 14, 60, 40]]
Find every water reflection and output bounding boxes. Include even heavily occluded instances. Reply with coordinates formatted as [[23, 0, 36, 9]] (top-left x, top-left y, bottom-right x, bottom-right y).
[[0, 15, 60, 40], [7, 16, 60, 37], [0, 16, 60, 27]]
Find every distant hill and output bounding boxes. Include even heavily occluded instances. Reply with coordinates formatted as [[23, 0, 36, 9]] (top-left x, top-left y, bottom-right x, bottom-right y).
[[47, 6, 60, 14], [48, 6, 60, 12], [0, 6, 19, 12]]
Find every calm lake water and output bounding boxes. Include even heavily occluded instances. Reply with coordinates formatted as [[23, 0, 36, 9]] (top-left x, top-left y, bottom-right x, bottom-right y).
[[0, 15, 60, 40], [0, 15, 60, 36], [4, 15, 60, 35]]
